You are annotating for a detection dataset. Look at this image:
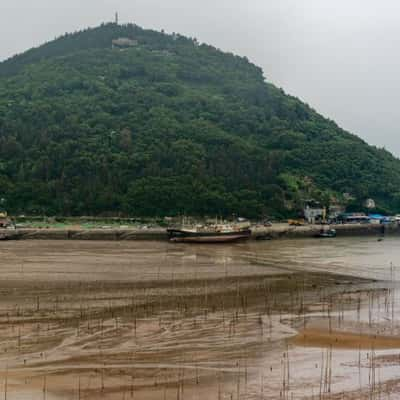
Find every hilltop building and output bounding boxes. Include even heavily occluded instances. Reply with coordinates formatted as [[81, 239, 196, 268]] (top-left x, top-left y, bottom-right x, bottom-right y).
[[112, 38, 138, 48]]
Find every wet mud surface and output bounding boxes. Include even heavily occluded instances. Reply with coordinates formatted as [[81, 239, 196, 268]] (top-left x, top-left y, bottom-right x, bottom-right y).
[[0, 238, 400, 398]]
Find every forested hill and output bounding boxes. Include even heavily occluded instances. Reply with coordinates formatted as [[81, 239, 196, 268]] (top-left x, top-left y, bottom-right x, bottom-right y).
[[0, 23, 399, 217]]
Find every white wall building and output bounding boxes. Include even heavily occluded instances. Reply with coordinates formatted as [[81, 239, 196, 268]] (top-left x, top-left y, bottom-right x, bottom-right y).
[[364, 198, 376, 209], [304, 201, 326, 224]]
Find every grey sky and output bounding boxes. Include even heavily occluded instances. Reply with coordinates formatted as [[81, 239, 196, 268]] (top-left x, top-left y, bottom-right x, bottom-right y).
[[2, 1, 400, 155]]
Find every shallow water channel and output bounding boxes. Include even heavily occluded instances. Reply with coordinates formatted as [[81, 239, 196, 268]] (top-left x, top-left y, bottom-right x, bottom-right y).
[[0, 237, 399, 399]]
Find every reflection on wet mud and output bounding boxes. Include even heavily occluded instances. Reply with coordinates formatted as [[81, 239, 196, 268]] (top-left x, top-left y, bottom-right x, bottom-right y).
[[0, 237, 399, 398]]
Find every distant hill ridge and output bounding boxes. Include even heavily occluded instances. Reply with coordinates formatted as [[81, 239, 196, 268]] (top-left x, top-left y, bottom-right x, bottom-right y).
[[0, 22, 399, 217], [0, 24, 161, 76]]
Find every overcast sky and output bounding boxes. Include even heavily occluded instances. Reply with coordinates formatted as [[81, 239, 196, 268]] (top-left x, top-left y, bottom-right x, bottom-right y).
[[2, 0, 400, 155]]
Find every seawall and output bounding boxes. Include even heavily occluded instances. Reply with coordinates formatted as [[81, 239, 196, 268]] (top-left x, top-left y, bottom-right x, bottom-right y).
[[251, 223, 393, 240], [0, 223, 396, 241]]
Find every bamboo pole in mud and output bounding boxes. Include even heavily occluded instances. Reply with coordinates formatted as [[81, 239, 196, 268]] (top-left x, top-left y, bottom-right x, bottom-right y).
[[218, 372, 222, 400], [372, 346, 376, 394], [130, 375, 134, 398], [286, 342, 290, 396], [4, 366, 7, 400], [235, 281, 240, 321], [319, 350, 324, 400], [324, 349, 329, 394], [378, 364, 382, 400], [17, 326, 21, 352], [244, 352, 248, 396], [368, 291, 372, 328], [327, 348, 331, 395], [328, 301, 332, 334], [358, 345, 362, 392], [260, 373, 264, 398], [281, 350, 290, 400], [181, 366, 185, 398], [236, 361, 240, 400], [290, 287, 294, 312], [43, 375, 47, 400], [204, 280, 209, 320]]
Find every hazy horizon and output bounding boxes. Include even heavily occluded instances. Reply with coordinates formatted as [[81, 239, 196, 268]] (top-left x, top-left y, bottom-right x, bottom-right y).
[[2, 0, 400, 156]]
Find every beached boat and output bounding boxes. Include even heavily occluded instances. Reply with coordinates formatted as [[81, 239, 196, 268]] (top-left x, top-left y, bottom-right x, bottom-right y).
[[314, 228, 336, 238], [167, 223, 251, 243], [0, 231, 20, 241]]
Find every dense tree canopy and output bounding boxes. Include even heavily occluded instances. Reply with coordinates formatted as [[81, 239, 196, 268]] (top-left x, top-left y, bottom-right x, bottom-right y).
[[0, 23, 399, 217]]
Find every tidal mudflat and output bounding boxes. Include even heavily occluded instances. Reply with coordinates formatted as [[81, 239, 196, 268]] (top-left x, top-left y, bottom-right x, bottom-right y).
[[0, 238, 399, 399]]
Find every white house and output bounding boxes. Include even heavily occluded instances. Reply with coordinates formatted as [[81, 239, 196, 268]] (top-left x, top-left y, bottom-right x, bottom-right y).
[[304, 201, 326, 224], [364, 198, 376, 209]]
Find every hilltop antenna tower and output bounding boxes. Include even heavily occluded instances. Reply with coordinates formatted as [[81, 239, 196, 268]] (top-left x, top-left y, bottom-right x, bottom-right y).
[[115, 12, 119, 25]]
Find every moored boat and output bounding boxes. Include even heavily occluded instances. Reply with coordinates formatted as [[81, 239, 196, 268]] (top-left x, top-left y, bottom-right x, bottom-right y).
[[314, 228, 336, 238], [167, 222, 251, 243]]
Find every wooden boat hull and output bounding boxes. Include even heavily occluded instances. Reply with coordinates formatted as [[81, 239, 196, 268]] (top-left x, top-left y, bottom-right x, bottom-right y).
[[167, 229, 251, 243], [0, 232, 20, 241], [314, 230, 336, 238]]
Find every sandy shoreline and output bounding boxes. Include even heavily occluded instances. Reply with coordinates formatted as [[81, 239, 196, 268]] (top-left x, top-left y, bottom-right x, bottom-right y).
[[0, 239, 399, 398]]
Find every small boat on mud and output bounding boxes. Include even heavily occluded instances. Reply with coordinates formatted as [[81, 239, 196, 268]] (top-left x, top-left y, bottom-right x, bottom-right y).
[[167, 222, 251, 243], [0, 230, 21, 241], [314, 228, 336, 238]]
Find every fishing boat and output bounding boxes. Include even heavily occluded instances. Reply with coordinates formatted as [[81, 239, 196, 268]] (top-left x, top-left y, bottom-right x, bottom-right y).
[[167, 222, 251, 243], [0, 233, 19, 241], [314, 228, 336, 238]]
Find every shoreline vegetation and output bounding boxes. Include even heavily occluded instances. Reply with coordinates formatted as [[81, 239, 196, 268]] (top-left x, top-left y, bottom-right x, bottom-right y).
[[2, 23, 400, 218]]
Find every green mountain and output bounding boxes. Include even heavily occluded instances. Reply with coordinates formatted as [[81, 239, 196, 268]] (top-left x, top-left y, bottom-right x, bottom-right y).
[[0, 23, 399, 218]]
